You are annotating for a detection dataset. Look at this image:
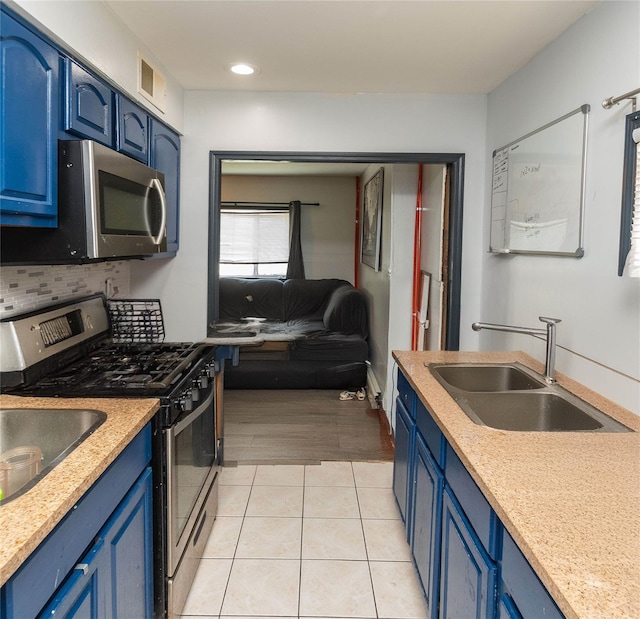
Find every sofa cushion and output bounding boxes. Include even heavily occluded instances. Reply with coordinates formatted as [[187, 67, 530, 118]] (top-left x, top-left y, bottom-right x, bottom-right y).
[[219, 277, 284, 320], [322, 285, 368, 338], [283, 278, 351, 320]]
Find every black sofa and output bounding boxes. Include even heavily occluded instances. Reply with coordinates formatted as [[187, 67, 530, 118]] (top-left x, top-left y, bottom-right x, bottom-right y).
[[217, 278, 369, 389]]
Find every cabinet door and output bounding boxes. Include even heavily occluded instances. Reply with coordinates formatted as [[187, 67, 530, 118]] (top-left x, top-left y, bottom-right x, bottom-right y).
[[150, 119, 180, 254], [38, 467, 153, 619], [393, 397, 414, 529], [411, 433, 443, 619], [107, 466, 154, 619], [439, 488, 497, 619], [0, 11, 59, 227], [37, 541, 109, 619], [117, 95, 149, 162], [64, 59, 114, 146]]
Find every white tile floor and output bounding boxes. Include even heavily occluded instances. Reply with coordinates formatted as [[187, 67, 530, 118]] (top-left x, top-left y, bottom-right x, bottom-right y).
[[181, 461, 428, 619]]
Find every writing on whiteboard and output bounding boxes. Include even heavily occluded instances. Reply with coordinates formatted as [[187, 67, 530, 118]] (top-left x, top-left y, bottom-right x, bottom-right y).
[[520, 163, 541, 177]]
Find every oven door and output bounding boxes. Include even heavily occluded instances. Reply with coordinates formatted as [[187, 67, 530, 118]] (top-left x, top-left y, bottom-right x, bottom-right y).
[[165, 385, 218, 578]]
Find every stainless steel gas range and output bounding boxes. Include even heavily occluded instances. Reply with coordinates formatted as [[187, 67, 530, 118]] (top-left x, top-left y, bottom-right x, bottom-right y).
[[0, 295, 232, 618]]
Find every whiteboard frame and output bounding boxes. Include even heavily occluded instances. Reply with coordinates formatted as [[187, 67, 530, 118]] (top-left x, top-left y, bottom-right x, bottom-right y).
[[489, 104, 590, 258]]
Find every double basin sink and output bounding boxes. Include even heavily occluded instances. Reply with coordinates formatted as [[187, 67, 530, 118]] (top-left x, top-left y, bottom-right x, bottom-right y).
[[0, 408, 106, 504], [427, 363, 631, 433]]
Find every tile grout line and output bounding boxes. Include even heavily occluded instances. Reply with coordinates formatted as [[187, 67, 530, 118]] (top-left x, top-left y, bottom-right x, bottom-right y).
[[353, 462, 381, 619], [218, 465, 256, 618]]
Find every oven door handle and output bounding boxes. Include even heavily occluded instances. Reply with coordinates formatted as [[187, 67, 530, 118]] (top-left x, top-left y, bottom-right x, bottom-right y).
[[172, 387, 215, 436]]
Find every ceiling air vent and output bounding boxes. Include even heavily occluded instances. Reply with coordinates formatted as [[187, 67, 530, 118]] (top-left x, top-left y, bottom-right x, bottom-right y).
[[138, 52, 166, 112]]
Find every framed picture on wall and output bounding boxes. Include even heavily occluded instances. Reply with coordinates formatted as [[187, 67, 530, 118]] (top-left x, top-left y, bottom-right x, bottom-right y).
[[361, 167, 384, 271]]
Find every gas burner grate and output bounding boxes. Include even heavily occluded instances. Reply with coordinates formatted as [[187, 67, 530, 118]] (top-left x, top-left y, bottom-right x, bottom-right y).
[[107, 299, 165, 343]]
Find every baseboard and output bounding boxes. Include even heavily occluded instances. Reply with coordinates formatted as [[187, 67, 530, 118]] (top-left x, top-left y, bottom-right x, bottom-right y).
[[366, 362, 382, 408]]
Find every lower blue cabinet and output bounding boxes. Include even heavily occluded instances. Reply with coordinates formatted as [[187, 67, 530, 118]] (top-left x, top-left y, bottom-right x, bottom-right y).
[[1, 424, 153, 619], [394, 368, 564, 619], [38, 466, 154, 619], [410, 433, 443, 619], [439, 488, 497, 619], [500, 531, 564, 619]]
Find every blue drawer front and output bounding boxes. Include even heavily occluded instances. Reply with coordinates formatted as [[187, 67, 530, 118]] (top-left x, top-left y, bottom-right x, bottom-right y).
[[445, 442, 500, 560], [501, 531, 564, 619], [415, 399, 444, 468], [397, 370, 415, 418]]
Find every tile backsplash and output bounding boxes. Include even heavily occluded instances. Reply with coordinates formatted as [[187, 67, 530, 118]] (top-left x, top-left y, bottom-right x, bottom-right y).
[[0, 262, 130, 318]]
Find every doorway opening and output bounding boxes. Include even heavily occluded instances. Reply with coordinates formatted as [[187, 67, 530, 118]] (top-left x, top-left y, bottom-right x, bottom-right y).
[[207, 150, 465, 353]]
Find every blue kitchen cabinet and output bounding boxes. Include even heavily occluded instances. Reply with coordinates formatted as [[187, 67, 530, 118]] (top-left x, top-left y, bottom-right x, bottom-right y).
[[1, 424, 153, 619], [149, 119, 180, 254], [0, 10, 60, 227], [499, 530, 564, 619], [64, 58, 114, 146], [394, 367, 565, 619], [393, 396, 414, 529], [410, 433, 443, 619], [439, 487, 497, 619], [38, 466, 154, 619], [117, 95, 149, 163]]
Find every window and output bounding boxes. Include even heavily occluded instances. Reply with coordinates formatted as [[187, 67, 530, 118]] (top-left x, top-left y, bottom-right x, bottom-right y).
[[219, 208, 289, 277], [619, 111, 640, 277]]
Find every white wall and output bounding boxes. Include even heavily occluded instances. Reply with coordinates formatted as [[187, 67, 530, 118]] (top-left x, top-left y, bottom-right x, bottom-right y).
[[221, 175, 357, 282], [13, 0, 184, 132], [132, 91, 487, 346], [421, 165, 446, 351], [483, 0, 640, 412]]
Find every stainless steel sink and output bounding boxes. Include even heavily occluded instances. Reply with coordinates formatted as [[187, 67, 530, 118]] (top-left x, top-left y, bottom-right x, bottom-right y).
[[430, 363, 546, 391], [426, 363, 632, 433], [0, 408, 107, 504]]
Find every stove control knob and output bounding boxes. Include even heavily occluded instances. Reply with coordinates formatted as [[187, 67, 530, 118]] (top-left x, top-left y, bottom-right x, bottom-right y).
[[197, 374, 209, 389], [191, 385, 201, 402], [179, 392, 194, 412], [205, 362, 216, 378]]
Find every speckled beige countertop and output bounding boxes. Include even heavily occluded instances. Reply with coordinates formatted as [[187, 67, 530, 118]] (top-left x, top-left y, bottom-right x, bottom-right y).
[[393, 350, 640, 619], [0, 395, 159, 586]]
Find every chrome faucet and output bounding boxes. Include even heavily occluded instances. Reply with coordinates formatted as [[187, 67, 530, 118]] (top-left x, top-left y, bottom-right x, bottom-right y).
[[472, 316, 562, 383]]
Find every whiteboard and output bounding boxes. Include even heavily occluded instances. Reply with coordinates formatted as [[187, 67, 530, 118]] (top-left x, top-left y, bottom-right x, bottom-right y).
[[490, 105, 589, 257]]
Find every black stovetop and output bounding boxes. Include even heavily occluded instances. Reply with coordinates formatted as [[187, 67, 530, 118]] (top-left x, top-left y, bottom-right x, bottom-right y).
[[10, 341, 214, 398]]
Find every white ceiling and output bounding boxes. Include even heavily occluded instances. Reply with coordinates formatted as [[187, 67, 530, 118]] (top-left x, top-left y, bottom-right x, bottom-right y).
[[104, 0, 598, 176], [105, 0, 598, 95]]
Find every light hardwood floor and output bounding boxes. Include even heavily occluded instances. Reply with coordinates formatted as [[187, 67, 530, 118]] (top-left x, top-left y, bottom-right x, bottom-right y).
[[222, 389, 394, 465]]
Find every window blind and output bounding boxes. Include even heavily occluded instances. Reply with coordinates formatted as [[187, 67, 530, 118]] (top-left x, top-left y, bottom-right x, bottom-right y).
[[220, 209, 289, 263], [623, 128, 640, 277]]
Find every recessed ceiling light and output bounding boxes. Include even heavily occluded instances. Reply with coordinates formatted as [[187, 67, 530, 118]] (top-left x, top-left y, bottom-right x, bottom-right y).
[[229, 63, 259, 76]]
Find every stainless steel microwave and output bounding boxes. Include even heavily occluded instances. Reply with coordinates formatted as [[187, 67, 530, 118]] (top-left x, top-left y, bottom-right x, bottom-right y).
[[0, 140, 167, 264]]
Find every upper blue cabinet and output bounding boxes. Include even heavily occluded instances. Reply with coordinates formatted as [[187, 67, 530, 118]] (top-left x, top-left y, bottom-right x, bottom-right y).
[[0, 11, 60, 227], [117, 95, 149, 163], [150, 119, 180, 254], [64, 59, 114, 146]]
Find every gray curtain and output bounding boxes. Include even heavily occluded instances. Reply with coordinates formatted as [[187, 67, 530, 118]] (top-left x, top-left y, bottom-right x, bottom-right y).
[[286, 200, 305, 279]]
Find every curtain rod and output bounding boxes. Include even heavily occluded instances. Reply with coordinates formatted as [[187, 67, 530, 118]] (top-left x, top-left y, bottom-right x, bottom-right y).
[[602, 87, 640, 112], [221, 201, 320, 208]]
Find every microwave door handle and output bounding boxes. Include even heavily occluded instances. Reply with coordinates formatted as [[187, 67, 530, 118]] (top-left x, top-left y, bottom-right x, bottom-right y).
[[150, 177, 167, 246]]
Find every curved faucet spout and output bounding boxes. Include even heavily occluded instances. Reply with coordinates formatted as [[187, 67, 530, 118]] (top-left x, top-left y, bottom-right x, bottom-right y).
[[472, 316, 561, 383]]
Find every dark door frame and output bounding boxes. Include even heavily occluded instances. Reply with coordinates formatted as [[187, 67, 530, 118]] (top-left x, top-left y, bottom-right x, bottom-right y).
[[207, 151, 465, 350]]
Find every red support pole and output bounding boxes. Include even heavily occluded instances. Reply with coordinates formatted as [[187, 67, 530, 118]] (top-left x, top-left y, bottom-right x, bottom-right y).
[[411, 165, 424, 350]]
